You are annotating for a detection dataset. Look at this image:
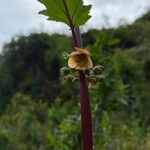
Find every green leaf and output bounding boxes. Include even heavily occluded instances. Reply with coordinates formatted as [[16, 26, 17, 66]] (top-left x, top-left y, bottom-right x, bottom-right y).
[[38, 0, 92, 27]]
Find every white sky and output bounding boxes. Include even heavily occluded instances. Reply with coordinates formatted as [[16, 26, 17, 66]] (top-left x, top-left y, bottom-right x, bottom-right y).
[[0, 0, 150, 51]]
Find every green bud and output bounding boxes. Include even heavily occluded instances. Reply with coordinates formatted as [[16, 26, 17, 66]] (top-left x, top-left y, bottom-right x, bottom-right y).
[[92, 65, 103, 75], [60, 67, 70, 76], [96, 75, 105, 83], [87, 76, 97, 84], [89, 71, 95, 77]]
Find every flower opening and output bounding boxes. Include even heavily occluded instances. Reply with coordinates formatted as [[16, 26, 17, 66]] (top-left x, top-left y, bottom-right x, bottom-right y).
[[68, 47, 93, 70]]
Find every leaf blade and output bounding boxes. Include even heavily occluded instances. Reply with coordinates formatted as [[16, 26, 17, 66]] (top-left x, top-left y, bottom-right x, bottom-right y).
[[37, 0, 92, 27]]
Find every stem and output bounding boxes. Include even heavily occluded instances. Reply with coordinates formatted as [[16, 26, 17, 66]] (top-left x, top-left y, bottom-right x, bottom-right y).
[[71, 27, 93, 150], [61, 1, 93, 148]]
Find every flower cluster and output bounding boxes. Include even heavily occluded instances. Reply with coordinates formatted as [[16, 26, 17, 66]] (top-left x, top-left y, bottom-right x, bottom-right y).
[[60, 47, 105, 87], [60, 65, 105, 87]]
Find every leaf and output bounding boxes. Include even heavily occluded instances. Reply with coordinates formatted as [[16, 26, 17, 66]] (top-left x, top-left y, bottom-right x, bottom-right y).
[[38, 0, 92, 27]]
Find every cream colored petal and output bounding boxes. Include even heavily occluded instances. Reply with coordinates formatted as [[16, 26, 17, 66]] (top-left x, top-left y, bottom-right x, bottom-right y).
[[68, 57, 77, 69], [75, 65, 80, 70], [75, 62, 87, 70], [87, 56, 93, 69], [75, 65, 86, 70], [68, 55, 93, 70]]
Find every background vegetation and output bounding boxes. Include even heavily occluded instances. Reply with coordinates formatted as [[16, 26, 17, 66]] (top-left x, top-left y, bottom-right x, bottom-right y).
[[0, 11, 150, 150]]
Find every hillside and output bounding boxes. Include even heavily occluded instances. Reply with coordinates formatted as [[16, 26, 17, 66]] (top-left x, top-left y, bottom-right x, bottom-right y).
[[0, 10, 150, 149]]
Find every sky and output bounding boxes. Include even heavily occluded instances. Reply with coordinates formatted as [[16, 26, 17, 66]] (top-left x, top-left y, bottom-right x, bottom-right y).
[[0, 0, 150, 51]]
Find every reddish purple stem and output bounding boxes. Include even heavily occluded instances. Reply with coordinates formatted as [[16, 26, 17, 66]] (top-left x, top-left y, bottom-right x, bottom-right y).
[[71, 27, 93, 150]]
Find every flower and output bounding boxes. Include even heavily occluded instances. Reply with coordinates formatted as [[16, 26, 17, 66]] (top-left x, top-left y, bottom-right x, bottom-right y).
[[68, 47, 93, 70]]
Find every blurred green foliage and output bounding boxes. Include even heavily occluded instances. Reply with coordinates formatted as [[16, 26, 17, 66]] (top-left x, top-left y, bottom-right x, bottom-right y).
[[0, 11, 150, 150]]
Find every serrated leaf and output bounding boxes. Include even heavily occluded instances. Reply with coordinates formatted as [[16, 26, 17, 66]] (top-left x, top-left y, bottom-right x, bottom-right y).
[[38, 0, 91, 27]]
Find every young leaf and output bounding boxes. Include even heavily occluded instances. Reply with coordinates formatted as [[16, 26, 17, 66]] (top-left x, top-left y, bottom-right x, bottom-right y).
[[38, 0, 91, 27]]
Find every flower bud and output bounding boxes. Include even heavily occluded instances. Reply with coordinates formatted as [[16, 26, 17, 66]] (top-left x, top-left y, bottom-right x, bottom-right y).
[[60, 67, 70, 76], [96, 75, 105, 83], [89, 71, 95, 77], [92, 65, 103, 75], [87, 76, 97, 85]]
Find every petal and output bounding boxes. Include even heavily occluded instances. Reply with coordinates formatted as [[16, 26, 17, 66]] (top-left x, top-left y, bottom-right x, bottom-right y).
[[76, 65, 86, 70], [87, 56, 93, 69], [68, 55, 93, 70], [68, 57, 77, 69], [68, 51, 81, 57], [74, 47, 91, 56]]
